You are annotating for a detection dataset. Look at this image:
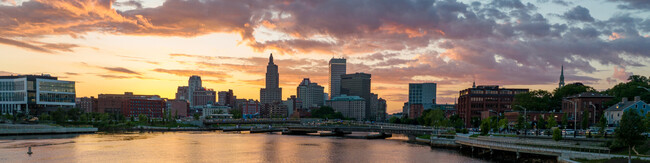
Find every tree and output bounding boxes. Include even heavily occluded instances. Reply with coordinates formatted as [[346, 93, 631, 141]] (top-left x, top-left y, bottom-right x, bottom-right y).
[[311, 106, 344, 119], [561, 113, 569, 129], [498, 118, 508, 133], [490, 116, 499, 132], [546, 116, 558, 129], [229, 109, 242, 119], [193, 113, 200, 120], [598, 115, 607, 137], [614, 109, 647, 163], [551, 83, 596, 110], [581, 110, 590, 129], [389, 116, 401, 124], [512, 90, 553, 111], [480, 118, 491, 135], [515, 115, 526, 131], [552, 128, 562, 141], [449, 114, 464, 129], [536, 115, 546, 130], [603, 75, 650, 107], [138, 114, 148, 123]]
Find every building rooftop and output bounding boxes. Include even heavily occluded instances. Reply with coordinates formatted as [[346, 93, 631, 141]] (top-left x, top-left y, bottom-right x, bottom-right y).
[[0, 74, 58, 80]]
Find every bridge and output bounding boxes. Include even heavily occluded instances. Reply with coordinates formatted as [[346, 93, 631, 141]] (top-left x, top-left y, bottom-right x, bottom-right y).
[[284, 125, 449, 136], [203, 119, 301, 125]]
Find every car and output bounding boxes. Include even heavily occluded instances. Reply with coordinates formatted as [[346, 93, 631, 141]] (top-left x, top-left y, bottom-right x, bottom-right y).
[[563, 129, 575, 135], [605, 129, 614, 135], [586, 129, 599, 135]]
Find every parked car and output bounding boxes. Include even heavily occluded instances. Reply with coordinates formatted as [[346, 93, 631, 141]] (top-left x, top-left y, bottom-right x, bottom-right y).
[[586, 129, 599, 136], [605, 129, 615, 136], [563, 129, 575, 135]]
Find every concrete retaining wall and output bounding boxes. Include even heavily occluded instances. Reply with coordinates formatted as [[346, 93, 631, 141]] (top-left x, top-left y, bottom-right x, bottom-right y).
[[0, 127, 97, 135]]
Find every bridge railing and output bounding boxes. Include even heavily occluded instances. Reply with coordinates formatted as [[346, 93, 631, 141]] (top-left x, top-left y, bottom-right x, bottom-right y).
[[457, 136, 611, 155]]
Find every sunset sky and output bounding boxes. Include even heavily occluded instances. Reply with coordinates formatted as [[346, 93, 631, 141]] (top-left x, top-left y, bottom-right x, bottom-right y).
[[1, 0, 649, 113]]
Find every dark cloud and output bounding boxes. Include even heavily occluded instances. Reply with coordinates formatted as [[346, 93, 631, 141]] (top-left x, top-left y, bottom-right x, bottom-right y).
[[562, 6, 595, 22], [65, 72, 79, 76], [114, 0, 143, 9], [102, 67, 141, 75], [0, 37, 52, 53], [608, 0, 650, 10], [97, 74, 136, 79], [536, 0, 572, 6]]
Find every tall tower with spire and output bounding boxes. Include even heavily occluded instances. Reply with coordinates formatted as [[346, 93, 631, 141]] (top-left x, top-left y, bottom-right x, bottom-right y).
[[559, 65, 565, 88], [260, 53, 282, 104]]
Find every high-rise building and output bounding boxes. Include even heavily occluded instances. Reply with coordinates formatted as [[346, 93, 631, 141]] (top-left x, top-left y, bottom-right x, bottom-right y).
[[297, 78, 325, 109], [407, 83, 437, 111], [340, 72, 371, 120], [457, 85, 528, 128], [329, 58, 346, 99], [369, 93, 379, 121], [377, 98, 387, 121], [0, 74, 75, 115], [76, 96, 97, 113], [327, 95, 366, 120], [218, 89, 236, 107], [559, 65, 565, 88], [261, 53, 282, 104], [175, 76, 216, 108], [98, 92, 159, 114], [284, 95, 304, 118]]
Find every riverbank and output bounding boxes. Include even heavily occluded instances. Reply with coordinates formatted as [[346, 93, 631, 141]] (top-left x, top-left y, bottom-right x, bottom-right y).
[[0, 124, 97, 136]]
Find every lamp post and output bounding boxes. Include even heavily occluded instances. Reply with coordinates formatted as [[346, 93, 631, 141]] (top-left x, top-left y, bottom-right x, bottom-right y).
[[589, 102, 597, 125], [564, 99, 577, 138], [515, 105, 527, 135]]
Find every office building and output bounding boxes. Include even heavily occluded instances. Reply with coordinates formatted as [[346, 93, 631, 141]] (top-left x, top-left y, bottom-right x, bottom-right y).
[[260, 53, 282, 104], [241, 99, 260, 119], [0, 74, 75, 115], [341, 73, 371, 120], [457, 85, 528, 128], [98, 92, 159, 114], [122, 97, 166, 118], [562, 92, 613, 127], [297, 78, 325, 109], [261, 102, 288, 118], [327, 95, 366, 120], [76, 96, 97, 113], [377, 97, 387, 121], [175, 76, 217, 107], [218, 89, 236, 107], [329, 58, 346, 99], [408, 83, 437, 109], [167, 99, 189, 118]]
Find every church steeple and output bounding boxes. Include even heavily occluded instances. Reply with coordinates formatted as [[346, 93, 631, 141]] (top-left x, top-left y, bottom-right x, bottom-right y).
[[472, 80, 476, 88], [559, 65, 565, 88]]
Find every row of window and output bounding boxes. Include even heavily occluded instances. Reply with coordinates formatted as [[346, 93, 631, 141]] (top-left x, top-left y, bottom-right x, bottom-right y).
[[38, 93, 75, 103], [462, 90, 527, 95], [38, 81, 75, 93], [0, 81, 25, 91], [0, 92, 26, 101], [470, 97, 512, 102], [470, 103, 511, 109]]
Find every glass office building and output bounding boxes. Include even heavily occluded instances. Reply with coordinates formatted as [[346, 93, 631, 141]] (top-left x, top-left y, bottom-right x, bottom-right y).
[[0, 75, 75, 115]]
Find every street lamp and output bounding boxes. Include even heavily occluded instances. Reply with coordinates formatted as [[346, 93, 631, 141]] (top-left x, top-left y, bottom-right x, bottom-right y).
[[589, 102, 597, 125], [515, 105, 527, 135], [564, 99, 578, 138]]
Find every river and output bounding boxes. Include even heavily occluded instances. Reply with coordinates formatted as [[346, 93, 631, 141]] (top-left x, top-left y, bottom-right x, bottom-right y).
[[0, 132, 487, 163]]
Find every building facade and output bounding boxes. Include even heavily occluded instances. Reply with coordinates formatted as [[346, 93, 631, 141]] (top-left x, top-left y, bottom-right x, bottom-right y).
[[75, 96, 97, 113], [377, 98, 387, 121], [98, 92, 159, 114], [241, 99, 260, 119], [562, 92, 614, 127], [0, 75, 75, 115], [457, 85, 528, 128], [408, 83, 437, 110], [261, 102, 288, 118], [327, 95, 366, 120], [340, 73, 371, 120], [218, 89, 236, 107], [297, 78, 325, 109], [329, 58, 346, 99], [604, 96, 649, 126], [167, 99, 189, 118], [261, 53, 282, 104], [122, 97, 166, 118]]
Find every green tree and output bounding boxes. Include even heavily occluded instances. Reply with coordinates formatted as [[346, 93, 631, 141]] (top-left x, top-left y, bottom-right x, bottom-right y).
[[536, 115, 546, 130], [490, 116, 499, 132], [552, 128, 562, 141], [614, 109, 647, 162], [449, 114, 464, 129], [229, 109, 242, 119], [498, 118, 508, 132], [546, 116, 557, 129], [512, 90, 553, 111], [515, 115, 526, 130], [389, 116, 401, 124], [39, 113, 50, 121], [193, 113, 200, 120], [597, 115, 607, 137], [551, 83, 596, 110], [480, 118, 491, 135], [311, 106, 344, 119], [603, 75, 650, 107], [581, 110, 590, 129], [561, 113, 569, 129], [138, 114, 148, 123]]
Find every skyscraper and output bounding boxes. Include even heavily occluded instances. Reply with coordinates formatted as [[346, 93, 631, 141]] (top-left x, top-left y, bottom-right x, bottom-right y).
[[260, 53, 282, 104], [175, 76, 216, 108], [329, 58, 346, 99], [297, 78, 325, 109], [408, 83, 437, 110], [188, 75, 202, 106], [340, 73, 371, 120], [559, 65, 565, 88]]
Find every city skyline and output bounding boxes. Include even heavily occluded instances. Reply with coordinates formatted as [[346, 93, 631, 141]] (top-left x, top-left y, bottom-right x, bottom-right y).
[[1, 0, 650, 114]]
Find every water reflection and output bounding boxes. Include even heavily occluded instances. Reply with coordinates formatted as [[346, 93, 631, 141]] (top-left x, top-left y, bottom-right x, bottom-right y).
[[0, 132, 487, 163]]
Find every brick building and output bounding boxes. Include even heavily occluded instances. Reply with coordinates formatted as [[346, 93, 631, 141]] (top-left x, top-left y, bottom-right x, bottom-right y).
[[562, 92, 613, 127], [98, 92, 159, 114], [457, 85, 528, 128], [122, 98, 166, 118]]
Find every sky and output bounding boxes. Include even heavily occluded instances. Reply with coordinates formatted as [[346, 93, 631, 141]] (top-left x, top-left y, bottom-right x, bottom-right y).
[[0, 0, 649, 114]]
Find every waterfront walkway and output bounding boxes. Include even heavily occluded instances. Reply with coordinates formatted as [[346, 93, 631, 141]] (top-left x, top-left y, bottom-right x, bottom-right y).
[[455, 136, 650, 161], [0, 124, 97, 135]]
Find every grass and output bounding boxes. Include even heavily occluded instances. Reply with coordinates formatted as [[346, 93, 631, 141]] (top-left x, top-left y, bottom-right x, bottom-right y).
[[417, 135, 431, 139], [612, 140, 650, 157]]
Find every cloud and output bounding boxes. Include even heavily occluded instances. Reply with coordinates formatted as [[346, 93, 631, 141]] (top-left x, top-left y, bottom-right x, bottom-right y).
[[536, 0, 572, 6], [612, 66, 633, 81], [65, 72, 79, 76], [0, 37, 53, 53], [152, 68, 231, 79], [0, 71, 16, 76], [97, 74, 137, 79], [608, 0, 650, 10], [102, 67, 141, 75], [1, 0, 16, 5], [562, 6, 595, 22], [114, 0, 143, 9]]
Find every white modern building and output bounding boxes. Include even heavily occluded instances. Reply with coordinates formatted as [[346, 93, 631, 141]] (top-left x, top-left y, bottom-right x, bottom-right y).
[[201, 104, 232, 119], [0, 74, 75, 115], [297, 78, 325, 109], [604, 96, 649, 126]]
